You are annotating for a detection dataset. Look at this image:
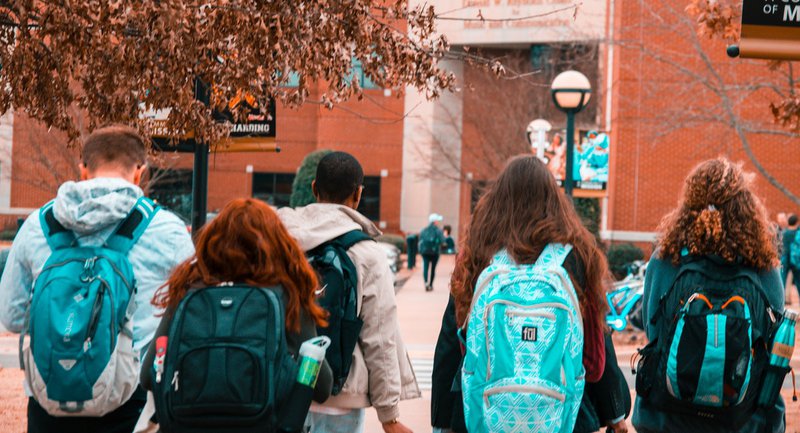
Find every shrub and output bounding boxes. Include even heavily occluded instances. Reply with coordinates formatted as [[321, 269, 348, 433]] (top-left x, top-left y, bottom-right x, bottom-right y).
[[607, 243, 645, 280], [289, 149, 333, 208], [376, 234, 406, 254], [574, 197, 600, 240]]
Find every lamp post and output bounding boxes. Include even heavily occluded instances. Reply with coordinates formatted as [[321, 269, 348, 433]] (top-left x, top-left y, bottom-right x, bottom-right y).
[[550, 70, 591, 198], [526, 119, 552, 162]]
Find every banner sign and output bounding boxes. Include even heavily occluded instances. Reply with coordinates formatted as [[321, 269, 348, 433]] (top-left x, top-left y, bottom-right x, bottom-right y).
[[739, 0, 800, 60], [539, 129, 609, 194], [145, 94, 277, 153]]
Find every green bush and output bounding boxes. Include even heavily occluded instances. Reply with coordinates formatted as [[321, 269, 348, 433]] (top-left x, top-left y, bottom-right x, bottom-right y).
[[574, 197, 600, 240], [290, 149, 333, 208], [376, 234, 406, 253], [0, 230, 16, 241], [607, 243, 645, 280]]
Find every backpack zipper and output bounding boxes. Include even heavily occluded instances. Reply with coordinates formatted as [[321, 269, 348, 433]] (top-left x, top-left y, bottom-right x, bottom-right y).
[[171, 371, 179, 391], [84, 279, 108, 352], [483, 384, 565, 407]]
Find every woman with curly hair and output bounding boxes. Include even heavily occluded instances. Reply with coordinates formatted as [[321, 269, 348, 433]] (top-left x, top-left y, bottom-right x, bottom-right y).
[[632, 158, 785, 433]]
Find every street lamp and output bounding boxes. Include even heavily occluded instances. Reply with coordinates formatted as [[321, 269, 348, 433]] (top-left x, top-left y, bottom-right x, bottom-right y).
[[550, 70, 591, 198], [526, 119, 552, 162]]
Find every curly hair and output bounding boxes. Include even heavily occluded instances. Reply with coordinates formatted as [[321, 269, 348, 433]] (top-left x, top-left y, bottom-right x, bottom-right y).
[[658, 157, 778, 271]]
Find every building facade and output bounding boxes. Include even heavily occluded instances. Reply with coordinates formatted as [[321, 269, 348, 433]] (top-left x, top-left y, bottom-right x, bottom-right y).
[[1, 0, 798, 244]]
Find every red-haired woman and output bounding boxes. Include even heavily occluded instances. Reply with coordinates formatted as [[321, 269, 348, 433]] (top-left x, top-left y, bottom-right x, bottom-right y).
[[140, 198, 332, 413]]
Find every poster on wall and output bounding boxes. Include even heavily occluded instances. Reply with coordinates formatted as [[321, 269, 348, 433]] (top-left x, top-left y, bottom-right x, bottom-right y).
[[534, 129, 609, 193]]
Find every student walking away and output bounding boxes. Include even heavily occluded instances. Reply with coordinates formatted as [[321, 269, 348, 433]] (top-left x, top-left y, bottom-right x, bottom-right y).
[[278, 151, 420, 433], [442, 225, 456, 255], [0, 125, 194, 433], [784, 214, 799, 295], [420, 213, 446, 291], [447, 155, 609, 433], [632, 158, 787, 433], [141, 198, 333, 433]]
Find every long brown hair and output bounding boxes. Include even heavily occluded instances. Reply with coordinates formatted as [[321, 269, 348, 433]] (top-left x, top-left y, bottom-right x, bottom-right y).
[[153, 198, 327, 331], [657, 157, 778, 271], [451, 155, 609, 327]]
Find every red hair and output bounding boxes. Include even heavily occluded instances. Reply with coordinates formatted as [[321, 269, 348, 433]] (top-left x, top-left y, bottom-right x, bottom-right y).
[[153, 198, 327, 331]]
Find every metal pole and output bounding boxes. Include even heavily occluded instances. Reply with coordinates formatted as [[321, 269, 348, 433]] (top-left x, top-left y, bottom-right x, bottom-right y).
[[191, 77, 210, 232], [191, 141, 209, 232], [564, 111, 575, 198]]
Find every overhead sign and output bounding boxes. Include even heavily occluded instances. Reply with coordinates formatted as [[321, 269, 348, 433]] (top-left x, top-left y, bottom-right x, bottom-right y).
[[424, 0, 607, 46], [737, 0, 800, 60], [145, 93, 278, 153]]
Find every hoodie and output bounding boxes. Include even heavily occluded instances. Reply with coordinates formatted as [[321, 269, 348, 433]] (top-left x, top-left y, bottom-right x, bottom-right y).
[[0, 178, 195, 357], [277, 203, 421, 423]]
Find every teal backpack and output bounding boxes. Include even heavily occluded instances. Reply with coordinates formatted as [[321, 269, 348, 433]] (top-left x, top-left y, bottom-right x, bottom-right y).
[[20, 197, 158, 416], [461, 244, 584, 433]]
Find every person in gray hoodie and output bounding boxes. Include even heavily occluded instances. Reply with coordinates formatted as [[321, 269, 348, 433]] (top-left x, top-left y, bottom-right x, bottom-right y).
[[0, 125, 195, 433], [278, 151, 420, 433]]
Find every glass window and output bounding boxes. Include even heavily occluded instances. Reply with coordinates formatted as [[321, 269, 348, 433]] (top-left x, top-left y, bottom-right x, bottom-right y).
[[351, 58, 379, 90], [253, 172, 296, 208], [357, 176, 381, 221], [147, 168, 193, 223]]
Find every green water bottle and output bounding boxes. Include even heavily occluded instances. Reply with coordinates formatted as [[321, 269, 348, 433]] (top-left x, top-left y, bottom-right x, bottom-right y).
[[279, 336, 330, 432], [297, 336, 331, 387]]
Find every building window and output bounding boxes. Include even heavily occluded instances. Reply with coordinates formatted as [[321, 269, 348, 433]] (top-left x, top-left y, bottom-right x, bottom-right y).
[[253, 172, 296, 208], [357, 176, 381, 221], [351, 58, 379, 90], [147, 168, 193, 223], [530, 44, 552, 72]]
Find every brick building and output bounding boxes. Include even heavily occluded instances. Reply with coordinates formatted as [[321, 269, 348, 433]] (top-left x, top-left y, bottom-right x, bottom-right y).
[[1, 0, 798, 244]]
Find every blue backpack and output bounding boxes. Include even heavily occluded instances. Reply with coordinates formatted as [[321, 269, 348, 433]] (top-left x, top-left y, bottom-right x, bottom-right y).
[[461, 244, 584, 433], [20, 197, 158, 416]]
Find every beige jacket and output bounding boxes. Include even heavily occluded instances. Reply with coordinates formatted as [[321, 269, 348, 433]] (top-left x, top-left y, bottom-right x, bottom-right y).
[[277, 203, 421, 423]]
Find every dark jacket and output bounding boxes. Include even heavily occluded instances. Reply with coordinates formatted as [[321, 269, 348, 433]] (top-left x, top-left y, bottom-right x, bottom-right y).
[[431, 252, 614, 431], [573, 333, 632, 433], [141, 290, 333, 404]]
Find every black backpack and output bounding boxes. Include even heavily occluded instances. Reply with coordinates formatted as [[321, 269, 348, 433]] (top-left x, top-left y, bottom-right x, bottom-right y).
[[153, 285, 298, 433], [307, 230, 372, 395], [418, 225, 441, 255], [634, 257, 777, 429]]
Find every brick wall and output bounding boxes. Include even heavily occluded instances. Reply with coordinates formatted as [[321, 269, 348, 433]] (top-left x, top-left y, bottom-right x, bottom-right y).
[[10, 87, 406, 234], [607, 0, 800, 237]]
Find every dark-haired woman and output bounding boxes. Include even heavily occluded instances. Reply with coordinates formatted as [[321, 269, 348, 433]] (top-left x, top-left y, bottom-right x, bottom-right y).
[[431, 155, 612, 432], [632, 158, 785, 433], [140, 198, 333, 416]]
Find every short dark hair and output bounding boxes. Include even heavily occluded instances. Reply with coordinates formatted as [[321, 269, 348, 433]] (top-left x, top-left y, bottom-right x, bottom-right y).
[[789, 214, 798, 226], [82, 125, 146, 172], [315, 152, 364, 203]]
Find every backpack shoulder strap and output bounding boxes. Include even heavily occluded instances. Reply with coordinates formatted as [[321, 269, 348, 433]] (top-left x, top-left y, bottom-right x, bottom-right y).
[[533, 243, 573, 270], [331, 229, 373, 250], [105, 197, 160, 254], [39, 200, 76, 251]]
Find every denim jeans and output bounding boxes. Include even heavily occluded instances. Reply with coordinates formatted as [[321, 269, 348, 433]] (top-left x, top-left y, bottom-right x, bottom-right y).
[[306, 409, 366, 433]]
